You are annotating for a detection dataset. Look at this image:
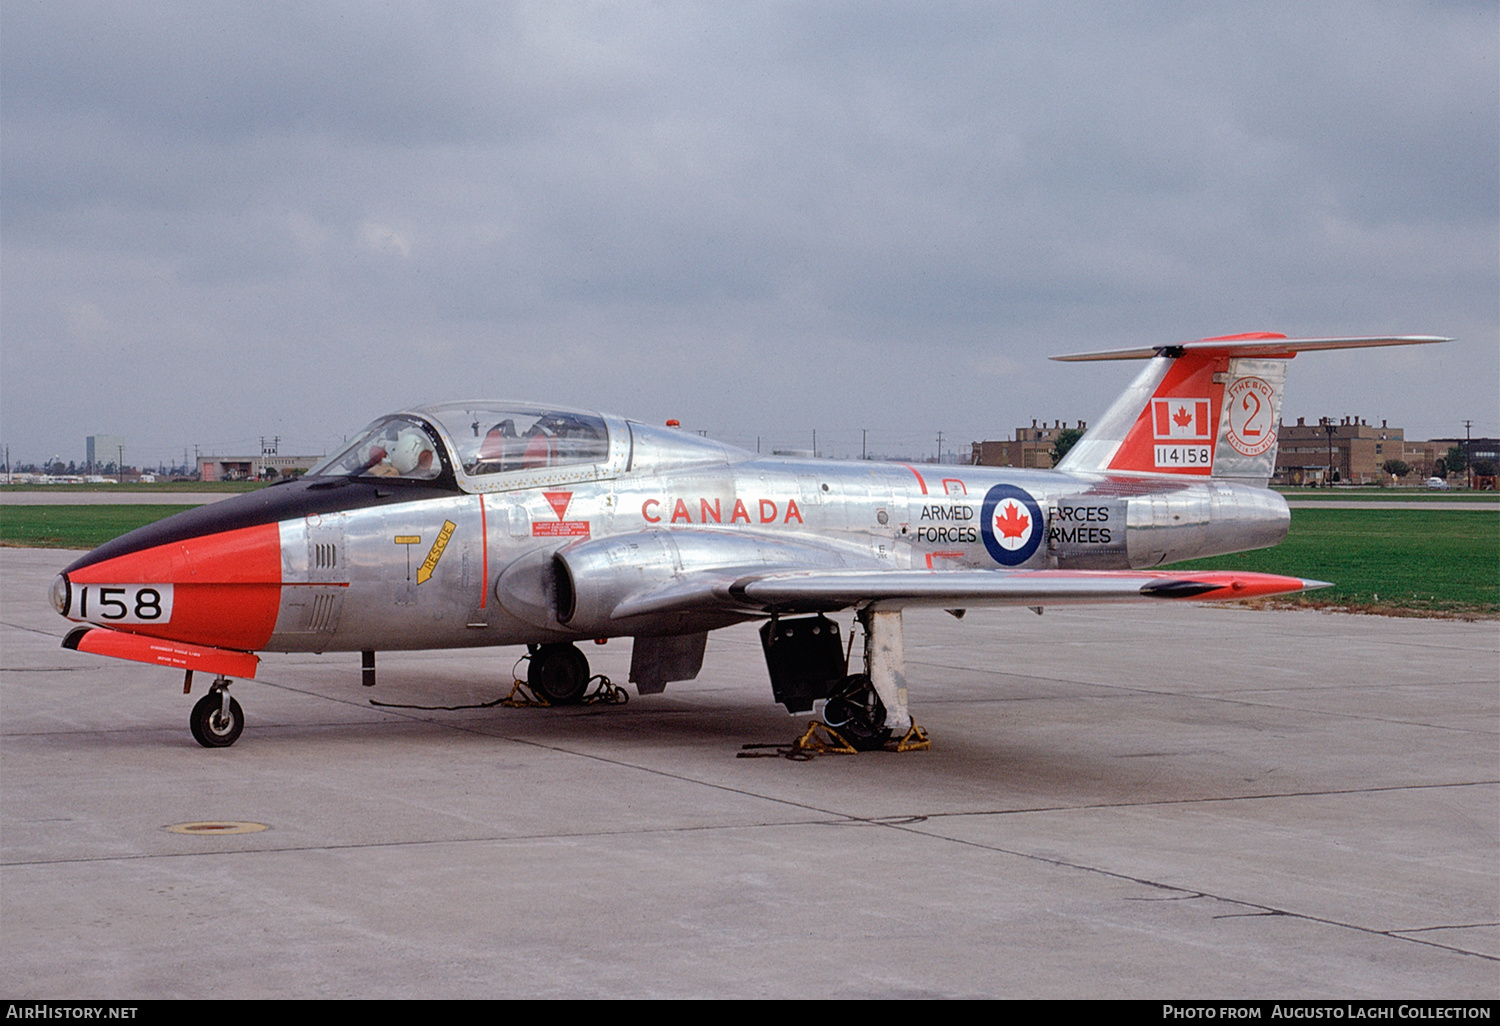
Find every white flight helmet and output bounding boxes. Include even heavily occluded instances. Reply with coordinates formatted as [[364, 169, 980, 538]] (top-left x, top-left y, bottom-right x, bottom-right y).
[[389, 429, 433, 475]]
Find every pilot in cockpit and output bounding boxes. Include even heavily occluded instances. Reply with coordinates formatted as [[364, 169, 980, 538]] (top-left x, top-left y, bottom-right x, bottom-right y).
[[365, 427, 436, 478]]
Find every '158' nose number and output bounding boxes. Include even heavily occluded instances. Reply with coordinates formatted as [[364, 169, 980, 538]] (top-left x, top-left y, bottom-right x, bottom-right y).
[[73, 584, 175, 624]]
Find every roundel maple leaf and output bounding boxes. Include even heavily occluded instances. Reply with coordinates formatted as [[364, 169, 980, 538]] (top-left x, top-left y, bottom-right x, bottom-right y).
[[980, 484, 1044, 566], [993, 499, 1032, 547]]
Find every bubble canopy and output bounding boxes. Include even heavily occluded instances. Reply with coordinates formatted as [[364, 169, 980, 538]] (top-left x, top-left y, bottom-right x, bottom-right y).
[[309, 404, 611, 484]]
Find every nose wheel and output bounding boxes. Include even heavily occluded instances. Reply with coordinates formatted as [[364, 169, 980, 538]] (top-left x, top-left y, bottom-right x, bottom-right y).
[[527, 643, 591, 705], [190, 678, 244, 748]]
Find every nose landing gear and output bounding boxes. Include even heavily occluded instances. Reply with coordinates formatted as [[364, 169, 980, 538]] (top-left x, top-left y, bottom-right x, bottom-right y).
[[526, 643, 591, 705], [190, 677, 244, 748]]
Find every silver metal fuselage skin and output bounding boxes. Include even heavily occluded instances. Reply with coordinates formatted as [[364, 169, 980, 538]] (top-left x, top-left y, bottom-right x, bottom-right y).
[[265, 413, 1289, 654]]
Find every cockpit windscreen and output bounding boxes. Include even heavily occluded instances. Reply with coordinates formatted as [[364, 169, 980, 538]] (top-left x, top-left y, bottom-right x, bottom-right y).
[[309, 416, 447, 481], [422, 405, 609, 477]]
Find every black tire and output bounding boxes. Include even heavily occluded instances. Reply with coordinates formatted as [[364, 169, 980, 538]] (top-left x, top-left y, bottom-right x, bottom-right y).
[[527, 643, 590, 705], [822, 673, 891, 751], [190, 692, 244, 748]]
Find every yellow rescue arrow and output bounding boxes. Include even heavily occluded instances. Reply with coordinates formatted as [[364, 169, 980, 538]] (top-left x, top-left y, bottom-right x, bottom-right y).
[[416, 520, 457, 584]]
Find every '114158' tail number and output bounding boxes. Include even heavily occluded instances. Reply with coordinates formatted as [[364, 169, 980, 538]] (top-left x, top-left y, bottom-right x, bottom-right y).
[[73, 584, 174, 624], [1155, 444, 1212, 468]]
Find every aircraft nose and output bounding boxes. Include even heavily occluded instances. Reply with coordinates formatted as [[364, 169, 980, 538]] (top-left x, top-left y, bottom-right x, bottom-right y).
[[49, 573, 70, 616], [59, 523, 284, 651]]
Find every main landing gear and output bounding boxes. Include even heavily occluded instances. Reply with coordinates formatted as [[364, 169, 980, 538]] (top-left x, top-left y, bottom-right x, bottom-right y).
[[821, 673, 890, 751], [760, 609, 916, 752], [526, 642, 591, 705], [189, 677, 244, 748]]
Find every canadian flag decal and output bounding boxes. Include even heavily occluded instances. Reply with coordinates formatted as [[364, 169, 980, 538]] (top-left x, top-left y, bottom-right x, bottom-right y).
[[1152, 398, 1211, 440]]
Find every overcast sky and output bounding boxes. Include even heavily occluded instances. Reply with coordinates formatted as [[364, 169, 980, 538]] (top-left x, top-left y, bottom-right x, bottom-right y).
[[2, 1, 1495, 467]]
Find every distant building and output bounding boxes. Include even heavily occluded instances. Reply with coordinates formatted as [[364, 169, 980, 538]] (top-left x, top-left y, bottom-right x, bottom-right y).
[[971, 420, 1086, 469], [86, 434, 126, 471], [972, 413, 1479, 486], [198, 453, 324, 481], [1274, 416, 1414, 485], [1428, 437, 1500, 467]]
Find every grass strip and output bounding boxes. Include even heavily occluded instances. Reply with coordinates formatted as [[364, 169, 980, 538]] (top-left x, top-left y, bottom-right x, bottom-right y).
[[1170, 508, 1498, 616], [0, 505, 199, 549], [1281, 492, 1499, 503]]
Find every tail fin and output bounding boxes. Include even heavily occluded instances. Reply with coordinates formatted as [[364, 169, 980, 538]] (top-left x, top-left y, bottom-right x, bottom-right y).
[[1052, 334, 1448, 484]]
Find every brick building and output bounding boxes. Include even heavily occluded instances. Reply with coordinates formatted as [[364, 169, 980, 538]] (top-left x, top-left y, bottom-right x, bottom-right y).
[[971, 420, 1087, 468], [970, 415, 1472, 485], [1275, 416, 1415, 485]]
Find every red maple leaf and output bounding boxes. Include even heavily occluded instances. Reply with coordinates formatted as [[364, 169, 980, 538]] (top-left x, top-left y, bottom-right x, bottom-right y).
[[995, 501, 1030, 539], [1173, 404, 1193, 428]]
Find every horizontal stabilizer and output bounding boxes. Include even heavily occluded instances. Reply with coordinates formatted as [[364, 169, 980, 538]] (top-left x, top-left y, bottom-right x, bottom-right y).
[[1051, 335, 1450, 362]]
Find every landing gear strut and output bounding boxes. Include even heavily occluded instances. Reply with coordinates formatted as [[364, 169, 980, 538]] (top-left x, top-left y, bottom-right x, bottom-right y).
[[854, 608, 912, 737], [190, 677, 244, 748], [527, 643, 591, 704]]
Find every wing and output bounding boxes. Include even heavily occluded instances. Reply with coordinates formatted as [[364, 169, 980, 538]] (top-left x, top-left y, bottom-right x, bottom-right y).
[[718, 567, 1326, 611], [542, 528, 1324, 631], [608, 562, 1325, 620]]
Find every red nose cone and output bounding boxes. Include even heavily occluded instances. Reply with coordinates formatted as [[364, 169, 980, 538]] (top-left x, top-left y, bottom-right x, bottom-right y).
[[62, 523, 282, 650]]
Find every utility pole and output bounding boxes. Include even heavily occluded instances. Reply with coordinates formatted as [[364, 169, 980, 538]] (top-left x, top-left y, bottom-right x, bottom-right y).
[[116, 445, 124, 484], [1320, 417, 1337, 487], [936, 431, 944, 464], [1463, 420, 1473, 489], [861, 429, 867, 460]]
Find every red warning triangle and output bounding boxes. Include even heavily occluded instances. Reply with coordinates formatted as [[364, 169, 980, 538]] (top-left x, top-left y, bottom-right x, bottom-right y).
[[542, 491, 573, 520]]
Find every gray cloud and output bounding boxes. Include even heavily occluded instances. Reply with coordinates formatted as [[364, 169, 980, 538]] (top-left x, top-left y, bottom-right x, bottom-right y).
[[2, 1, 1494, 467]]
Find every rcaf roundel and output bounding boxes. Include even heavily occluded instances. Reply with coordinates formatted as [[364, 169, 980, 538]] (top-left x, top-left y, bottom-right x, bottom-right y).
[[980, 484, 1044, 566]]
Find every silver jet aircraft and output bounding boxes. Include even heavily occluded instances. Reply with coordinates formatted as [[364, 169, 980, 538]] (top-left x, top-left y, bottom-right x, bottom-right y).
[[50, 333, 1444, 748]]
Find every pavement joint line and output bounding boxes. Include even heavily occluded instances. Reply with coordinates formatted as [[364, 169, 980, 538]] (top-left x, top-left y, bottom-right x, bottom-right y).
[[904, 679, 1500, 735], [0, 816, 861, 868], [869, 819, 1500, 964], [1395, 922, 1500, 933], [0, 620, 73, 638], [896, 778, 1499, 819], [916, 665, 1493, 693]]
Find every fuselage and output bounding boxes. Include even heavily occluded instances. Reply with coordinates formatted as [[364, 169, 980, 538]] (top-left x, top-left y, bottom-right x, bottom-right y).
[[52, 403, 1289, 656]]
